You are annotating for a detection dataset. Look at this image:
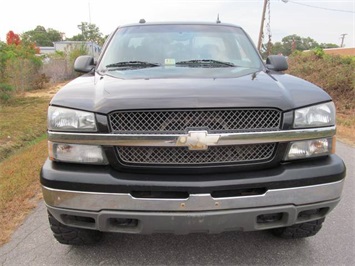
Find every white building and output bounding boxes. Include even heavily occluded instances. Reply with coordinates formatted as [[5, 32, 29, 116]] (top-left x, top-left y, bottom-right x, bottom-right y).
[[39, 41, 102, 59], [53, 41, 102, 59], [39, 47, 56, 54]]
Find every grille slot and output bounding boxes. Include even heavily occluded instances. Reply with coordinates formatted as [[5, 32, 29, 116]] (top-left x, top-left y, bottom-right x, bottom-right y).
[[117, 144, 276, 165], [109, 109, 281, 134]]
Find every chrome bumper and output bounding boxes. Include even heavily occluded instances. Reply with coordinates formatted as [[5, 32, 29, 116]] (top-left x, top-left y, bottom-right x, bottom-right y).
[[42, 179, 344, 212]]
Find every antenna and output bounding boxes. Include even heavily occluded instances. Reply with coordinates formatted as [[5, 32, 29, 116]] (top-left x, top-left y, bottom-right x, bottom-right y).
[[216, 14, 221, 24], [139, 19, 146, 24], [88, 1, 92, 24]]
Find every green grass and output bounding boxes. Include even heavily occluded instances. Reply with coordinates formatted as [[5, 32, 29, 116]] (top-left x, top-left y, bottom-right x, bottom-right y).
[[0, 96, 49, 161], [0, 92, 52, 245]]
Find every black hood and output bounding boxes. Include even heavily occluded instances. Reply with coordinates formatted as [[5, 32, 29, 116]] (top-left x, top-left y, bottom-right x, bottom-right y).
[[51, 68, 332, 114]]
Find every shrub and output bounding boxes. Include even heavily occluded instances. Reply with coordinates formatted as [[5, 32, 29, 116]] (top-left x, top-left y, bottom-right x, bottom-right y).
[[67, 44, 89, 66], [287, 51, 355, 113], [313, 47, 325, 59], [0, 32, 45, 93], [0, 83, 14, 102], [5, 58, 40, 92]]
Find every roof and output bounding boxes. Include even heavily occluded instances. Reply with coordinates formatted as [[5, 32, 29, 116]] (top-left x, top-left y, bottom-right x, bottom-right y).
[[53, 41, 100, 45], [118, 21, 241, 29], [39, 47, 55, 50]]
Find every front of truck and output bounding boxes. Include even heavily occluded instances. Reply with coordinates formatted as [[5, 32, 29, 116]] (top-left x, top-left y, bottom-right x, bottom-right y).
[[41, 22, 345, 245]]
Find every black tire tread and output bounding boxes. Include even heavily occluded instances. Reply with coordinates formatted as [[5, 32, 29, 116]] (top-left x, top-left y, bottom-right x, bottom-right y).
[[48, 212, 102, 245], [271, 218, 325, 239]]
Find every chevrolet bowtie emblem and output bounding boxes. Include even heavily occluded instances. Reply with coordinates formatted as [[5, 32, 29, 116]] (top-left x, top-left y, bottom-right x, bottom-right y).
[[176, 131, 220, 150]]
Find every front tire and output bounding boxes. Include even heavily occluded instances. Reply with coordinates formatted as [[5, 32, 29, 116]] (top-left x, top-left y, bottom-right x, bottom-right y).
[[271, 218, 325, 239], [48, 212, 102, 245]]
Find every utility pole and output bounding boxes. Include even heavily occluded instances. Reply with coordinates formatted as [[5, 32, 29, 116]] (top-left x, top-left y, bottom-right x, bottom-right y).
[[340, 33, 347, 47], [258, 0, 268, 52]]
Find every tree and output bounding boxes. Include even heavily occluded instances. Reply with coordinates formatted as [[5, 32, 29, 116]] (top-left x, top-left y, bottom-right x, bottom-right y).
[[320, 43, 339, 49], [68, 22, 105, 46], [265, 34, 338, 56], [279, 34, 315, 55], [6, 31, 21, 45], [269, 42, 286, 55], [21, 26, 62, 47], [0, 31, 44, 95]]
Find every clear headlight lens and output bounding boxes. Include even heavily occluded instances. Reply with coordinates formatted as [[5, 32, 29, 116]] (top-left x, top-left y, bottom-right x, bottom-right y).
[[294, 102, 335, 128], [285, 137, 334, 161], [48, 106, 97, 131], [49, 142, 108, 164]]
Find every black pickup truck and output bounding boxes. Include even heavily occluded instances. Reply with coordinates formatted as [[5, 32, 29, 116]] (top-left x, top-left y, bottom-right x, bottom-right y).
[[41, 21, 346, 245]]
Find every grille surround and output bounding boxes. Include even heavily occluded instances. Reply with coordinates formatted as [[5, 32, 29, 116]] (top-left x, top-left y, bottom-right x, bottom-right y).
[[117, 144, 276, 166], [110, 108, 281, 166], [109, 108, 282, 134]]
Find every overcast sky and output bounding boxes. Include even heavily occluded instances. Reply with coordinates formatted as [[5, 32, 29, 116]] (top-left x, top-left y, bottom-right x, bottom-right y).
[[1, 0, 354, 47]]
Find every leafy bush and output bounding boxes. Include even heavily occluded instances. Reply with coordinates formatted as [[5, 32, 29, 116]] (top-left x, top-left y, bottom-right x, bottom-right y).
[[0, 36, 46, 93], [5, 58, 43, 92], [0, 83, 13, 102], [67, 44, 89, 65], [313, 47, 325, 59], [64, 44, 89, 77]]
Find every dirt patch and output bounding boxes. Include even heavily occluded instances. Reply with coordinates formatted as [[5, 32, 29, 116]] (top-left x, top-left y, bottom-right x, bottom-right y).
[[337, 112, 355, 147], [23, 81, 69, 98]]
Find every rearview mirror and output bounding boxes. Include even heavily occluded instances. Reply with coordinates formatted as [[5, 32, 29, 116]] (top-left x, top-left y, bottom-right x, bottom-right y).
[[74, 55, 95, 73], [266, 55, 288, 72]]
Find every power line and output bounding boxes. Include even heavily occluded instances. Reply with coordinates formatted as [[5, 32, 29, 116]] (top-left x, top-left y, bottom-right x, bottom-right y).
[[283, 0, 355, 14]]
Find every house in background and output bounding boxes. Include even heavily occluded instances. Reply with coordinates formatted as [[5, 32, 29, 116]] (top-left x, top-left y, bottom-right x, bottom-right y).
[[39, 47, 56, 54], [54, 41, 102, 59], [39, 41, 102, 59]]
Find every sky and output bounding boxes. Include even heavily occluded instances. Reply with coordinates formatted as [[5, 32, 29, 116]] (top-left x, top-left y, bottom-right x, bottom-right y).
[[1, 0, 354, 47]]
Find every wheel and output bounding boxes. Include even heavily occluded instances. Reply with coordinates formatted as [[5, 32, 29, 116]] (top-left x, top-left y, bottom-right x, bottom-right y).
[[48, 212, 102, 245], [271, 218, 325, 239]]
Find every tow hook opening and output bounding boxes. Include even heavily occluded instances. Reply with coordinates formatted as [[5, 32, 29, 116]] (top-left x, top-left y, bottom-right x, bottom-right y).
[[108, 218, 139, 229], [61, 214, 96, 228], [257, 212, 284, 224], [297, 208, 329, 221]]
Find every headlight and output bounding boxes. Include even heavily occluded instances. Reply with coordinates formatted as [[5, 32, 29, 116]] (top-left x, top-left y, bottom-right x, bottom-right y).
[[294, 102, 335, 128], [285, 137, 335, 161], [48, 142, 108, 164], [48, 106, 97, 131]]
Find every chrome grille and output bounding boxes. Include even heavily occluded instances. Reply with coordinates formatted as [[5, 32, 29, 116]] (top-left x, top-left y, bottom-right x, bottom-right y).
[[117, 144, 276, 165], [109, 109, 281, 133]]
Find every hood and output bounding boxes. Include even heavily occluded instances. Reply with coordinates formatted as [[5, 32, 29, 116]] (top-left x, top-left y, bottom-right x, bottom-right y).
[[50, 67, 332, 114]]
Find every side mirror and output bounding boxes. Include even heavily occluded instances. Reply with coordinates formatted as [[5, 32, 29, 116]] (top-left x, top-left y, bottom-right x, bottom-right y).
[[74, 55, 95, 73], [266, 55, 288, 72]]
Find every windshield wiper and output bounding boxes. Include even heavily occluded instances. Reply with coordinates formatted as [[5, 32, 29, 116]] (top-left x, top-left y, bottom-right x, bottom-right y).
[[176, 59, 236, 67], [105, 61, 160, 69]]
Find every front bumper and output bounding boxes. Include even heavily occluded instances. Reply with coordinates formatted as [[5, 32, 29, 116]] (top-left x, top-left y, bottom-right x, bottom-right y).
[[46, 197, 341, 234], [42, 180, 344, 212], [42, 154, 346, 234]]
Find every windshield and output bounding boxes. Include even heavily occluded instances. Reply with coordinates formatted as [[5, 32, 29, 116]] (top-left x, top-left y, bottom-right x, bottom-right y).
[[98, 24, 262, 73]]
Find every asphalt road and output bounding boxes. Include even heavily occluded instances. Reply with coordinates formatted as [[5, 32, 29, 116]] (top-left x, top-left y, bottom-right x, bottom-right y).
[[0, 141, 354, 266]]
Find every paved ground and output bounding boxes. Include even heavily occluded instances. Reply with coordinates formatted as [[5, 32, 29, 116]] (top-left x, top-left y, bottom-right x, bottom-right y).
[[0, 141, 354, 266]]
